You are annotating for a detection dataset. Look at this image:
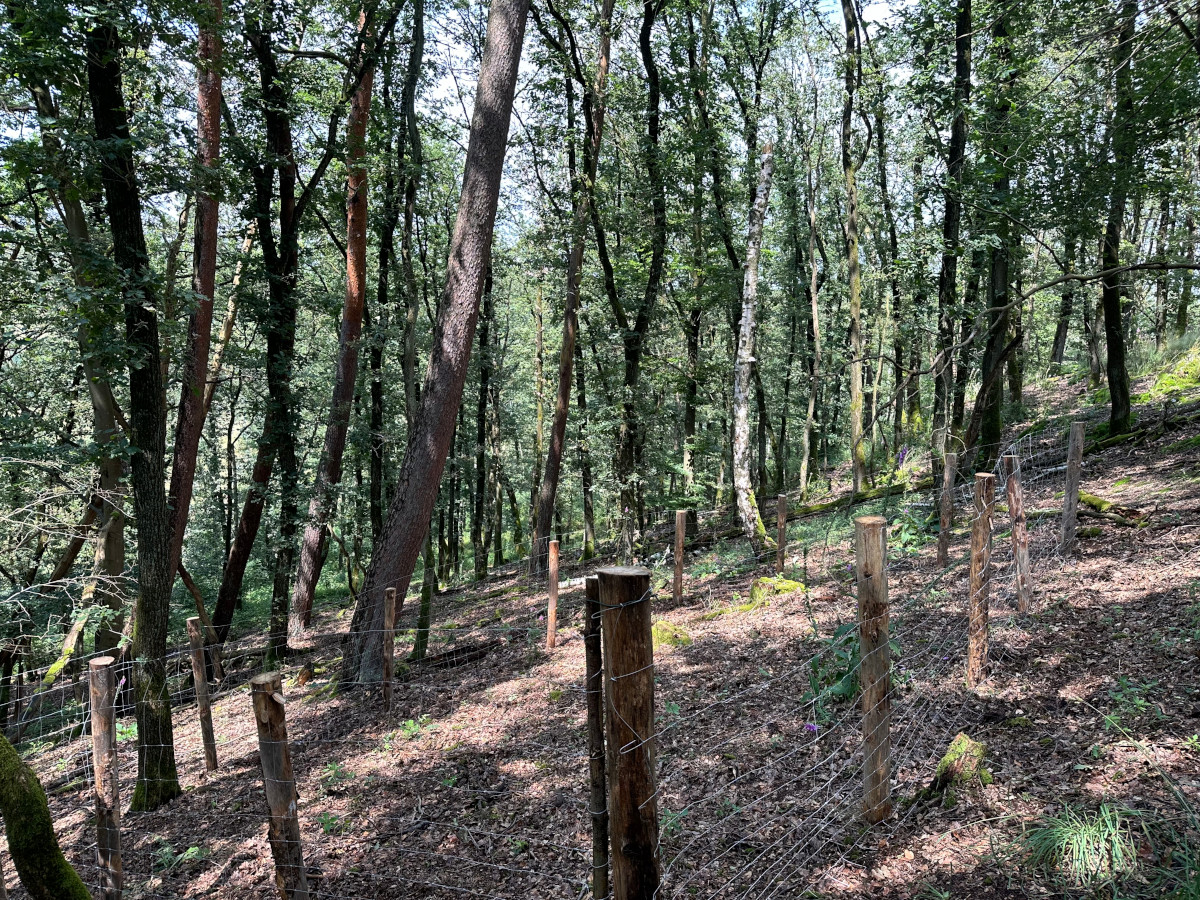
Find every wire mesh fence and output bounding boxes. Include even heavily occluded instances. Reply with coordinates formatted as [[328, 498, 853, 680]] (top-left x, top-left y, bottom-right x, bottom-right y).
[[0, 418, 1098, 899]]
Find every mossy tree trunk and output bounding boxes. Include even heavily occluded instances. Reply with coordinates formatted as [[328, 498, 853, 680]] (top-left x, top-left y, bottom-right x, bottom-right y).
[[0, 732, 89, 900]]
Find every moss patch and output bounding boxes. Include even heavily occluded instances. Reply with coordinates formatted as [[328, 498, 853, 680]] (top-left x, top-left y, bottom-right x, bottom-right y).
[[749, 576, 804, 605], [652, 621, 693, 649], [917, 733, 991, 801]]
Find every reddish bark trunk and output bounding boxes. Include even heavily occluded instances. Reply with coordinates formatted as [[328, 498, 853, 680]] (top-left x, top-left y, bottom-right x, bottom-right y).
[[166, 0, 222, 580], [344, 0, 529, 685], [291, 15, 375, 634]]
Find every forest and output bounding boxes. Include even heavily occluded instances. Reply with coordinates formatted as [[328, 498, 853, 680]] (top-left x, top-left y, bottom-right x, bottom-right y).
[[0, 0, 1199, 893]]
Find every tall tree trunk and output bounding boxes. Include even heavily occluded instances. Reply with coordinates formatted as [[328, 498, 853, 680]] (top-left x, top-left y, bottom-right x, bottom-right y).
[[471, 273, 493, 579], [166, 0, 222, 585], [529, 287, 544, 544], [952, 251, 983, 434], [370, 46, 399, 548], [343, 0, 529, 685], [732, 144, 775, 549], [532, 0, 615, 572], [874, 108, 904, 447], [291, 15, 375, 633], [1049, 230, 1078, 370], [799, 149, 823, 499], [86, 16, 180, 811], [613, 0, 667, 560], [1102, 0, 1137, 435], [574, 341, 596, 559], [979, 7, 1016, 470], [841, 0, 866, 494], [933, 0, 971, 455], [1179, 211, 1196, 337], [1153, 195, 1170, 352]]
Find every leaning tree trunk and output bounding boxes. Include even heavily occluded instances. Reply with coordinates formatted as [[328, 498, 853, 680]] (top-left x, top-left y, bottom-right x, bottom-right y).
[[732, 144, 775, 549], [291, 17, 375, 633], [343, 0, 529, 686], [86, 14, 180, 811]]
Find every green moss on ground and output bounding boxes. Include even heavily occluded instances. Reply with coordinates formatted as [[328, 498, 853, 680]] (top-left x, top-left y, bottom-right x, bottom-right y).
[[652, 621, 693, 649]]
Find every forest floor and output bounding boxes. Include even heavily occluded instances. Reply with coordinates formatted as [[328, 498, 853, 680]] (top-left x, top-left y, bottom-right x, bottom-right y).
[[20, 364, 1200, 900]]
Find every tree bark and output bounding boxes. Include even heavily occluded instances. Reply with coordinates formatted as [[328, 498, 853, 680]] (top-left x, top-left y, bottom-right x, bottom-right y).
[[0, 731, 89, 899], [165, 0, 222, 587], [933, 0, 971, 454], [1049, 230, 1077, 371], [1102, 0, 1137, 435], [733, 144, 775, 549], [292, 17, 375, 632], [86, 15, 181, 810], [471, 273, 494, 579], [842, 0, 866, 494], [343, 0, 529, 685], [978, 8, 1016, 471], [532, 0, 615, 571]]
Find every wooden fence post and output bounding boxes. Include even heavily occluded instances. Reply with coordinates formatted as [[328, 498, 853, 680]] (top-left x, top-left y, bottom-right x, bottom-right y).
[[776, 494, 787, 573], [584, 576, 609, 900], [382, 587, 396, 713], [89, 656, 122, 900], [547, 540, 560, 649], [854, 516, 892, 824], [673, 511, 686, 603], [1060, 421, 1086, 554], [937, 452, 957, 567], [251, 673, 310, 900], [598, 566, 660, 900], [1004, 455, 1033, 614], [967, 473, 995, 688], [186, 618, 218, 772]]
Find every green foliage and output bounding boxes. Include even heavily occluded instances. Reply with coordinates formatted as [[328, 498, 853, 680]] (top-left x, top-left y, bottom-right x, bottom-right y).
[[400, 715, 433, 740], [661, 807, 687, 837], [1105, 676, 1161, 731], [152, 839, 210, 872], [317, 812, 351, 835], [321, 762, 355, 787], [892, 506, 935, 555], [1018, 804, 1139, 890]]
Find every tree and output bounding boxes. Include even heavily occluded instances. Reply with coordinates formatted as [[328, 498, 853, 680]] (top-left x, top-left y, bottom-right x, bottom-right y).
[[732, 143, 775, 548], [933, 0, 971, 455], [530, 0, 616, 573], [291, 12, 376, 634], [841, 0, 867, 493], [85, 6, 181, 810], [1101, 0, 1138, 435], [344, 0, 530, 685]]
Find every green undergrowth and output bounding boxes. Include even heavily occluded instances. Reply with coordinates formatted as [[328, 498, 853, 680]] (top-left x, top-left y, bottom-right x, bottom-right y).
[[1132, 339, 1200, 404]]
